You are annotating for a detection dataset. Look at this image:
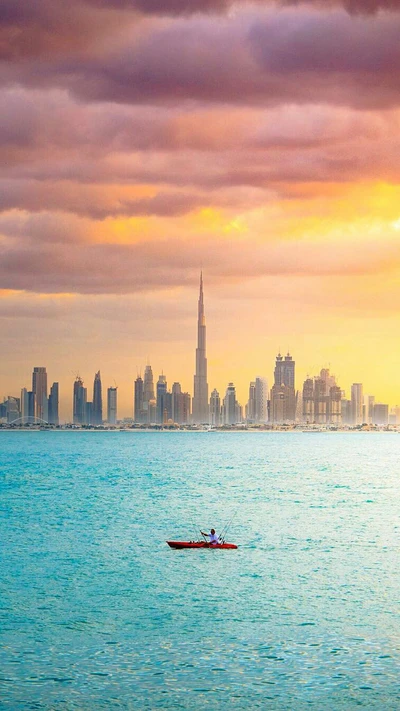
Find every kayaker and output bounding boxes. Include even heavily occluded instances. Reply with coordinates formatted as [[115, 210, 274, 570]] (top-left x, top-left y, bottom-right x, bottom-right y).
[[201, 528, 220, 545]]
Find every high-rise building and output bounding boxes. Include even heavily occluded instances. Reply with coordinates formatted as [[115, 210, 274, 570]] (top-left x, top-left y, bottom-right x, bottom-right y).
[[223, 383, 238, 425], [93, 371, 103, 425], [172, 382, 182, 423], [107, 386, 117, 425], [365, 395, 375, 424], [85, 401, 93, 425], [246, 382, 256, 422], [372, 403, 389, 426], [210, 388, 221, 426], [156, 373, 167, 425], [5, 397, 20, 424], [274, 353, 295, 389], [73, 376, 87, 425], [21, 388, 35, 424], [341, 397, 352, 425], [302, 378, 314, 422], [255, 377, 268, 423], [192, 273, 209, 423], [164, 391, 173, 423], [171, 383, 189, 424], [134, 375, 144, 423], [329, 386, 342, 426], [301, 369, 341, 425], [270, 353, 296, 423], [143, 365, 155, 424], [148, 399, 157, 424], [182, 392, 191, 424], [48, 382, 59, 425], [246, 377, 268, 423], [351, 383, 363, 425], [32, 367, 48, 422]]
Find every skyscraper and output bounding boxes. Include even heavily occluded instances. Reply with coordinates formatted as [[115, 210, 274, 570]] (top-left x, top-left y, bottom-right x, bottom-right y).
[[223, 383, 237, 425], [48, 382, 59, 425], [301, 369, 342, 425], [351, 383, 363, 425], [143, 365, 155, 424], [32, 366, 48, 422], [210, 388, 221, 426], [93, 371, 103, 425], [270, 353, 296, 423], [73, 376, 87, 425], [255, 377, 268, 423], [107, 386, 117, 425], [192, 272, 209, 424], [134, 375, 144, 423], [156, 373, 167, 424], [21, 388, 35, 424], [246, 382, 256, 422]]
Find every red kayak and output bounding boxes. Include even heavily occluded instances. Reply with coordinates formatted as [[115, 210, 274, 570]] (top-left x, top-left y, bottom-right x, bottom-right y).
[[167, 541, 238, 550]]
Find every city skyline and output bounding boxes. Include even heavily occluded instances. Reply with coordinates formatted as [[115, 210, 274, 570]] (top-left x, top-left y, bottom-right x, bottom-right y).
[[1, 271, 398, 424]]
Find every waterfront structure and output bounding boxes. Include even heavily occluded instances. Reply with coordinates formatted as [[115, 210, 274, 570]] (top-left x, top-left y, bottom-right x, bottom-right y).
[[156, 373, 167, 424], [351, 383, 363, 425], [134, 375, 144, 423], [107, 386, 117, 425], [32, 367, 48, 422], [192, 273, 209, 424], [270, 353, 297, 423], [73, 376, 87, 425], [48, 382, 59, 425], [93, 371, 103, 425]]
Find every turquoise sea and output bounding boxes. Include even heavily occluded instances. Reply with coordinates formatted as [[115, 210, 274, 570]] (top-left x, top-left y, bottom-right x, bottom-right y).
[[0, 431, 399, 710]]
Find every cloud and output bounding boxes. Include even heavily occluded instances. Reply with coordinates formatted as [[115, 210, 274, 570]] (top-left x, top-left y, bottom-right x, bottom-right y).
[[3, 9, 400, 112], [1, 213, 400, 294]]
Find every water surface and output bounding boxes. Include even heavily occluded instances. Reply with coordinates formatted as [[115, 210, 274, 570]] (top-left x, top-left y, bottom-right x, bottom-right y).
[[1, 432, 399, 709]]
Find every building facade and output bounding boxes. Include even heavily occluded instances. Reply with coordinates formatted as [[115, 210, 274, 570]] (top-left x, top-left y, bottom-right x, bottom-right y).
[[48, 382, 59, 425], [93, 371, 103, 425], [73, 376, 87, 425], [270, 353, 297, 423], [107, 386, 117, 425], [192, 273, 209, 423], [32, 366, 48, 422]]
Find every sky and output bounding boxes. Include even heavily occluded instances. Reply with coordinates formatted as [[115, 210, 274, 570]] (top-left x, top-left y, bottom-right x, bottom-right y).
[[2, 0, 400, 419]]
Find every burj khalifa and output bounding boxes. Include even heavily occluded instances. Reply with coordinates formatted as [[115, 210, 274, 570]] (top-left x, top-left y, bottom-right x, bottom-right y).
[[192, 272, 209, 423]]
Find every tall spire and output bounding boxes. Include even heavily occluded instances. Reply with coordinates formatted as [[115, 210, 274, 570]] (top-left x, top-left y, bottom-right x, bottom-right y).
[[193, 272, 209, 423]]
